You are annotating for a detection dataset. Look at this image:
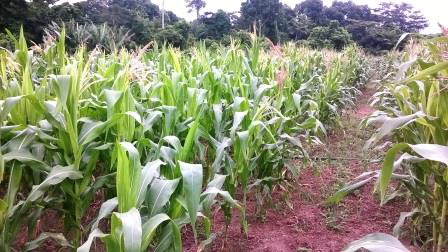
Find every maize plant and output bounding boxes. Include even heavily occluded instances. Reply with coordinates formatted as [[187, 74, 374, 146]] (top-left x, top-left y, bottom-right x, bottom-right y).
[[360, 35, 448, 251], [0, 28, 370, 251]]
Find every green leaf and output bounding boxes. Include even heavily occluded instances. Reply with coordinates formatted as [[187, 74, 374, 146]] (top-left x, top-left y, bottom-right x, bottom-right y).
[[3, 150, 50, 170], [381, 143, 448, 204], [179, 161, 203, 241], [211, 138, 231, 173], [52, 75, 71, 106], [179, 115, 201, 162], [27, 165, 82, 202], [380, 143, 409, 204], [406, 62, 448, 83], [142, 110, 163, 133], [163, 136, 182, 152], [5, 162, 22, 214], [116, 142, 142, 212], [141, 213, 171, 251], [154, 221, 182, 252], [113, 208, 142, 252], [78, 119, 107, 146], [104, 89, 123, 118], [0, 96, 23, 122], [0, 149, 4, 183], [230, 111, 248, 135], [147, 177, 180, 217], [0, 199, 7, 226], [137, 159, 164, 207]]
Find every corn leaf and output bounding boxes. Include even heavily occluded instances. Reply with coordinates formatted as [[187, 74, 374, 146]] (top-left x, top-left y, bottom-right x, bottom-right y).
[[342, 233, 409, 252], [179, 161, 203, 240]]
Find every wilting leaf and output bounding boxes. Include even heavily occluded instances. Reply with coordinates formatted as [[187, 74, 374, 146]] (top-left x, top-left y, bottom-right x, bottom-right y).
[[342, 233, 409, 252], [365, 112, 424, 149], [393, 209, 419, 237], [77, 228, 109, 252], [91, 197, 118, 231], [408, 144, 448, 166], [201, 187, 241, 209], [326, 176, 376, 205], [25, 232, 72, 251]]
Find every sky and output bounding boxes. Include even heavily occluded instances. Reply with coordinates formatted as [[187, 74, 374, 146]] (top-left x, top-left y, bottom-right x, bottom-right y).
[[150, 0, 448, 34]]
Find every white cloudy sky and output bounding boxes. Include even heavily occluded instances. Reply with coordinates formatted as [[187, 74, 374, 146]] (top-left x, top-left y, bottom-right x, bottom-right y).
[[151, 0, 447, 34]]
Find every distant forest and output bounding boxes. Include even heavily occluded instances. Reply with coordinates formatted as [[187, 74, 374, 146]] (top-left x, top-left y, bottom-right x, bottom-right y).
[[0, 0, 432, 53]]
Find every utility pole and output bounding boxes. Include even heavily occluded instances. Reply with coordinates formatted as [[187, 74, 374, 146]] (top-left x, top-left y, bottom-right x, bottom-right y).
[[162, 0, 165, 29]]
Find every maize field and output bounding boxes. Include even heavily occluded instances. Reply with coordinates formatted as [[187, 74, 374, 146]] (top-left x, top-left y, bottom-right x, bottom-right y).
[[0, 27, 447, 251]]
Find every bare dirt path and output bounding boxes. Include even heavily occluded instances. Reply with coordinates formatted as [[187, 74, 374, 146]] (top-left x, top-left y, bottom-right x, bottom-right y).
[[184, 83, 414, 252]]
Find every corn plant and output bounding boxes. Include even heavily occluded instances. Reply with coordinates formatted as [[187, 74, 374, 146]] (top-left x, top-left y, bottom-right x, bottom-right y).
[[361, 36, 448, 251], [0, 27, 370, 250]]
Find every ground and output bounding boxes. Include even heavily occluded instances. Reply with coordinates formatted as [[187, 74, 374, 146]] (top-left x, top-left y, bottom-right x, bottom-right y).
[[183, 83, 416, 252]]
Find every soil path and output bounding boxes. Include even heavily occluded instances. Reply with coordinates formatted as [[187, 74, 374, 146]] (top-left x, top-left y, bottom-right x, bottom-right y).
[[184, 83, 413, 252]]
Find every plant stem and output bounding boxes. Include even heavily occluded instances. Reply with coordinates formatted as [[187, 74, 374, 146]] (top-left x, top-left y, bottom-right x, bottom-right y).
[[433, 185, 438, 252], [436, 199, 447, 252]]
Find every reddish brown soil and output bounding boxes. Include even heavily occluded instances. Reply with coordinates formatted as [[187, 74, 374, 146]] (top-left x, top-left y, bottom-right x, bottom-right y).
[[183, 84, 416, 252]]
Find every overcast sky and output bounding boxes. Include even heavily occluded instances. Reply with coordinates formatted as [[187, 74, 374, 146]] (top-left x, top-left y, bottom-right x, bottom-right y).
[[150, 0, 447, 34]]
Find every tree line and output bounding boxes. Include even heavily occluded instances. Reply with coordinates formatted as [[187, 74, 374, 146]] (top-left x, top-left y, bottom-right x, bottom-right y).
[[0, 0, 430, 53]]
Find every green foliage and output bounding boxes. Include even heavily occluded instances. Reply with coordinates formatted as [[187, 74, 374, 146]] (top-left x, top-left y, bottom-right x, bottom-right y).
[[239, 0, 290, 43], [345, 20, 402, 53], [307, 21, 352, 50], [155, 22, 190, 48], [295, 0, 327, 26], [375, 2, 428, 33], [195, 10, 232, 40], [0, 29, 370, 250], [45, 22, 136, 52], [0, 33, 14, 50], [0, 0, 431, 54]]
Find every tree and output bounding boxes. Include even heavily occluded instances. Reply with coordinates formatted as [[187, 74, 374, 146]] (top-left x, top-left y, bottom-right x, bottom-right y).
[[185, 0, 206, 19], [279, 7, 311, 41], [307, 20, 352, 50], [0, 0, 28, 33], [345, 20, 401, 53], [155, 21, 190, 48], [324, 1, 374, 26], [239, 0, 288, 43], [321, 1, 427, 53], [295, 0, 326, 26], [196, 10, 232, 40], [375, 2, 428, 32]]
